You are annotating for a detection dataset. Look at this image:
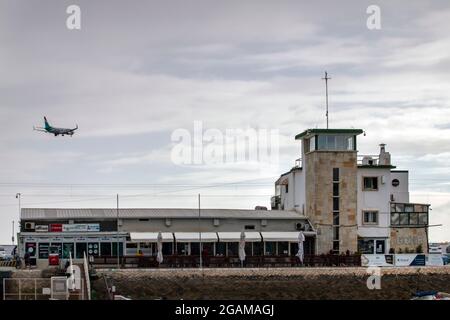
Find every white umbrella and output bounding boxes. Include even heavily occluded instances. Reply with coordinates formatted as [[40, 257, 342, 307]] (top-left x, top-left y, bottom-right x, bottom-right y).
[[156, 232, 163, 264], [238, 231, 246, 266], [296, 231, 305, 264]]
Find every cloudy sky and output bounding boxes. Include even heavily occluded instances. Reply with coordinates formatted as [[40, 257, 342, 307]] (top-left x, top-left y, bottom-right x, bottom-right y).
[[0, 0, 449, 243]]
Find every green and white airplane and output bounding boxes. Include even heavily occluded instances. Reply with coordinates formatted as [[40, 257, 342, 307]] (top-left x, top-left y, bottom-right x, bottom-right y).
[[34, 117, 78, 136]]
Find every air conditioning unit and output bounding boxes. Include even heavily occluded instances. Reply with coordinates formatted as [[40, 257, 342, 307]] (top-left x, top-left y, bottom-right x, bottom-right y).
[[25, 222, 35, 231]]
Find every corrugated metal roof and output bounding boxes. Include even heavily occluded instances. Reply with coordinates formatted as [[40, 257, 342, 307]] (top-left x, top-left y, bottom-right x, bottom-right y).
[[21, 208, 307, 220]]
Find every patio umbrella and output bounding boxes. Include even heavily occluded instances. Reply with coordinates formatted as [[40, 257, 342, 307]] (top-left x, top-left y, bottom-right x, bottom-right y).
[[238, 231, 246, 267], [156, 232, 163, 264], [296, 231, 305, 264]]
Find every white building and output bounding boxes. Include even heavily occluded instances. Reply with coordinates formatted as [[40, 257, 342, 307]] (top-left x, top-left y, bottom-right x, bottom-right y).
[[272, 128, 430, 255]]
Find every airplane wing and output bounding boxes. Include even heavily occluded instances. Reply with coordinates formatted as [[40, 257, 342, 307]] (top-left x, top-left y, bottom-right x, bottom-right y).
[[33, 126, 47, 132]]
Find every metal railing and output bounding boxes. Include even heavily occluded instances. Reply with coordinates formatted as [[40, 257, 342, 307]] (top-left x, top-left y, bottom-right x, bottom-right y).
[[92, 254, 361, 268], [3, 277, 85, 300]]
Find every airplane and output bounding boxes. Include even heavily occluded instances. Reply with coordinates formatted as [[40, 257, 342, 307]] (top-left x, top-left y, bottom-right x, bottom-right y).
[[33, 117, 78, 137]]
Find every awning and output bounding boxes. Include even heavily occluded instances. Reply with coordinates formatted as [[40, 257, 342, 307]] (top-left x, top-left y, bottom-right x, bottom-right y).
[[217, 232, 262, 242], [130, 232, 174, 243], [174, 232, 218, 242], [261, 232, 311, 242]]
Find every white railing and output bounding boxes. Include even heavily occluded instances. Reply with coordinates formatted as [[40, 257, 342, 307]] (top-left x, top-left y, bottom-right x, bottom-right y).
[[83, 252, 91, 300], [357, 155, 380, 165]]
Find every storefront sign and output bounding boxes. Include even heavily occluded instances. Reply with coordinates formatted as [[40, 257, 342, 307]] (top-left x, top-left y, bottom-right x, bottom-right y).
[[361, 254, 394, 267], [62, 224, 100, 232], [50, 224, 63, 232], [394, 254, 426, 266], [35, 225, 49, 232]]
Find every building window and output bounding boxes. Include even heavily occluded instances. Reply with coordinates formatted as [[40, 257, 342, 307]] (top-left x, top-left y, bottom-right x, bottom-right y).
[[62, 243, 75, 259], [333, 197, 339, 211], [363, 177, 378, 191], [333, 241, 340, 252], [76, 243, 87, 259], [333, 168, 339, 182], [216, 243, 226, 256], [227, 243, 239, 256], [285, 184, 289, 193], [333, 212, 340, 225], [253, 242, 263, 256], [375, 240, 385, 254], [100, 243, 112, 256], [162, 243, 173, 255], [244, 225, 255, 230], [390, 202, 429, 226], [38, 243, 50, 259], [317, 135, 355, 151], [265, 242, 277, 256], [176, 243, 189, 255], [191, 243, 200, 255], [332, 168, 340, 253], [332, 226, 339, 241], [363, 211, 378, 224], [112, 242, 123, 257], [333, 183, 339, 196], [357, 239, 374, 254], [278, 242, 289, 256]]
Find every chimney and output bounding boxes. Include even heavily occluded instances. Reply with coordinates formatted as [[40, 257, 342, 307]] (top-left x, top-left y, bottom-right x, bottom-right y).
[[379, 143, 391, 165]]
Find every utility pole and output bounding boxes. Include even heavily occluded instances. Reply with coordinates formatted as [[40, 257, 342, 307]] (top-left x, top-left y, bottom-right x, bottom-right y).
[[15, 193, 21, 245], [116, 194, 120, 269], [322, 71, 331, 129], [198, 194, 202, 269]]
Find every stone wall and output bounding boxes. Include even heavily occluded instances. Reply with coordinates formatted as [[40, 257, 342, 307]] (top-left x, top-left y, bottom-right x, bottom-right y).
[[390, 228, 428, 253], [92, 267, 450, 300], [305, 151, 358, 254]]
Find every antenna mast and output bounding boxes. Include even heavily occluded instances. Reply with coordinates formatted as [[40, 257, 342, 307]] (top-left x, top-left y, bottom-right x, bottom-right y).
[[322, 71, 331, 129]]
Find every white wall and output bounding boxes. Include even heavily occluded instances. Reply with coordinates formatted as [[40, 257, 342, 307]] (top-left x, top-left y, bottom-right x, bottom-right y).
[[391, 171, 409, 203], [279, 169, 305, 213], [357, 168, 391, 239]]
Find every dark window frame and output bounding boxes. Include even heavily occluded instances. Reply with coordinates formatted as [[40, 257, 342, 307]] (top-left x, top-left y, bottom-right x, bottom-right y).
[[363, 176, 379, 191], [362, 210, 379, 225]]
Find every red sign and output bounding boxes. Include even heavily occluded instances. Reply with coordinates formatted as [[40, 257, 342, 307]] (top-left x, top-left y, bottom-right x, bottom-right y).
[[49, 224, 63, 232]]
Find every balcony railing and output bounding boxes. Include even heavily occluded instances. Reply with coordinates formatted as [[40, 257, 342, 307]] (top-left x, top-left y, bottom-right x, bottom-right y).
[[357, 155, 380, 166]]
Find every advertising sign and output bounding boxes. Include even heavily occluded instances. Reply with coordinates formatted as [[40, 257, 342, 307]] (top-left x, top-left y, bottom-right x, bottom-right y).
[[394, 254, 426, 266], [35, 225, 49, 232], [50, 224, 63, 232], [426, 254, 444, 266], [361, 254, 394, 267], [62, 224, 100, 232]]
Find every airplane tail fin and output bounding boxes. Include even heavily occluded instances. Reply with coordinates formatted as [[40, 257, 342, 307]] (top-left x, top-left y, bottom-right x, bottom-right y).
[[44, 117, 51, 130]]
